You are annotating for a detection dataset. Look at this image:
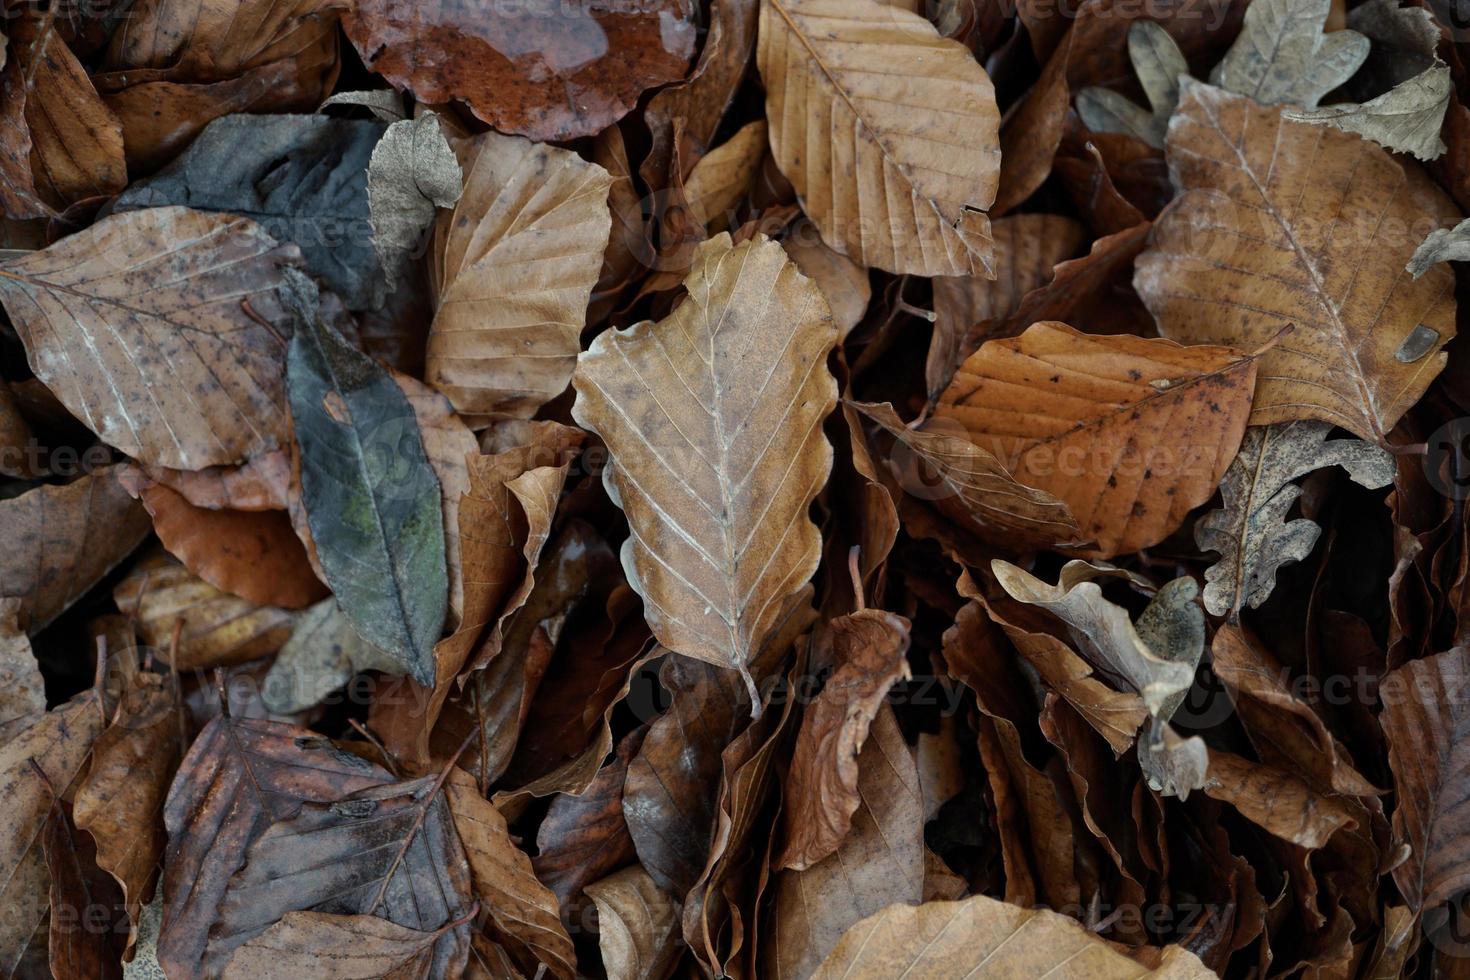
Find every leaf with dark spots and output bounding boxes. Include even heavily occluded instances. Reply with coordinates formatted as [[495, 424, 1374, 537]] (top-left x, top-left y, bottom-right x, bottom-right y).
[[284, 269, 448, 686]]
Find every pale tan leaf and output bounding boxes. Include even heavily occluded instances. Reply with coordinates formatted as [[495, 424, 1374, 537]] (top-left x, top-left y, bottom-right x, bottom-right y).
[[1195, 421, 1394, 618], [1134, 80, 1459, 442], [113, 551, 297, 670], [851, 400, 1081, 548], [812, 894, 1216, 978], [934, 321, 1257, 557], [928, 213, 1086, 398], [1, 465, 151, 633], [584, 867, 683, 980], [756, 0, 1001, 276], [428, 132, 613, 421], [0, 207, 301, 469], [1210, 0, 1368, 109], [571, 233, 838, 695], [220, 911, 443, 979], [992, 560, 1200, 719], [684, 120, 767, 230]]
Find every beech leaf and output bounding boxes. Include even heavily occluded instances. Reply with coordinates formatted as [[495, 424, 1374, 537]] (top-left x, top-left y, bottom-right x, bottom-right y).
[[572, 233, 838, 698]]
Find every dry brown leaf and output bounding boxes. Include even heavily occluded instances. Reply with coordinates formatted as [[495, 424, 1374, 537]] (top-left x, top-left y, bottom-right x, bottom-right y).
[[684, 120, 767, 231], [122, 472, 327, 610], [0, 466, 150, 633], [142, 451, 292, 512], [777, 609, 911, 870], [812, 893, 1215, 978], [445, 771, 577, 980], [0, 692, 106, 976], [1381, 646, 1470, 911], [572, 233, 837, 697], [427, 132, 613, 423], [113, 551, 296, 671], [0, 207, 300, 470], [934, 321, 1257, 557], [105, 0, 348, 79], [584, 867, 683, 980], [766, 706, 924, 977], [851, 400, 1081, 548], [756, 0, 1001, 275], [1135, 79, 1460, 442], [219, 911, 447, 979], [782, 219, 870, 338], [928, 213, 1087, 398], [74, 664, 179, 953]]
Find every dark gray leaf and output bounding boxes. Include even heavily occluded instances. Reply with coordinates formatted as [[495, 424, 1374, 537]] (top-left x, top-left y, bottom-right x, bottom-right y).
[[284, 269, 448, 686], [114, 114, 390, 310]]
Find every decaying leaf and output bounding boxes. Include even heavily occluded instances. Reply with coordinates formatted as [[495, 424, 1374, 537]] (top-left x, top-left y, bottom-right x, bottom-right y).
[[284, 269, 448, 686], [1196, 421, 1395, 618], [1286, 65, 1451, 161], [934, 321, 1257, 557], [584, 867, 682, 980], [573, 233, 837, 697], [367, 111, 462, 290], [756, 0, 1001, 275], [1408, 216, 1470, 278], [260, 598, 399, 713], [1135, 80, 1459, 442], [0, 599, 43, 742], [219, 912, 450, 979], [428, 131, 613, 422], [1211, 0, 1368, 109], [0, 207, 300, 470], [992, 560, 1202, 719]]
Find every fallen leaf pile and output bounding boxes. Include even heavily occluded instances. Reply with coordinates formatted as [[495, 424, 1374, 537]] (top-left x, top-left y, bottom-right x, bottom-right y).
[[7, 0, 1470, 975]]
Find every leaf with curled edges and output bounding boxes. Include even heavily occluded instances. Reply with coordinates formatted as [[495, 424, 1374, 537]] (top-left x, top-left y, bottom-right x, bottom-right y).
[[585, 867, 682, 980], [1210, 0, 1368, 109], [1075, 20, 1189, 149], [991, 560, 1201, 720], [1195, 420, 1394, 619], [0, 207, 300, 471], [367, 112, 462, 291], [572, 233, 838, 701], [284, 268, 448, 686], [756, 0, 1001, 276]]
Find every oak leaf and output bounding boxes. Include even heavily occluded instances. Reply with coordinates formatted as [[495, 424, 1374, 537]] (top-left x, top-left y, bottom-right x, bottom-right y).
[[1195, 421, 1395, 618], [1134, 80, 1460, 442], [572, 233, 838, 697], [1076, 21, 1189, 149], [1210, 0, 1368, 109], [756, 0, 1001, 275], [934, 320, 1257, 557]]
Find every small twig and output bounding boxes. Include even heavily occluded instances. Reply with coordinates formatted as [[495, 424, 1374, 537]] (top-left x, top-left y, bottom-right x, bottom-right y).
[[848, 546, 865, 612], [240, 298, 287, 347], [348, 719, 401, 779], [93, 635, 109, 727]]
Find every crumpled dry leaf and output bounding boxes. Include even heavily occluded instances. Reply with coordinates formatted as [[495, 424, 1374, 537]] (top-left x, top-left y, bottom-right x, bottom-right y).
[[992, 560, 1202, 719], [1076, 20, 1189, 149], [428, 131, 613, 422], [1135, 79, 1460, 442], [367, 111, 462, 291], [1196, 420, 1395, 618], [756, 0, 1001, 276], [573, 233, 837, 698], [1408, 215, 1470, 278], [934, 320, 1257, 557], [1286, 64, 1451, 161], [585, 867, 682, 980], [782, 219, 871, 339], [777, 609, 911, 870], [0, 206, 300, 470], [684, 120, 767, 231], [812, 893, 1215, 978]]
